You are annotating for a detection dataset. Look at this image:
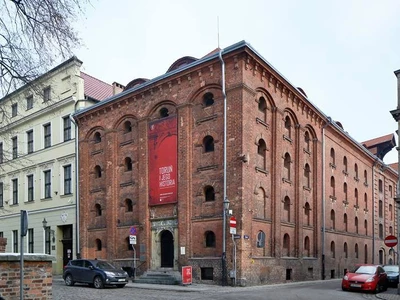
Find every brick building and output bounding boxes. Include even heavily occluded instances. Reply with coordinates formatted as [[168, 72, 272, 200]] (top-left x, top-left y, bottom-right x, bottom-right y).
[[74, 41, 398, 286]]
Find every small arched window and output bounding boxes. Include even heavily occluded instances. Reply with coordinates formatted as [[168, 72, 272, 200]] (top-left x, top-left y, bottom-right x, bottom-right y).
[[125, 198, 133, 212], [344, 213, 348, 232], [354, 163, 359, 179], [204, 185, 215, 202], [364, 193, 368, 211], [94, 132, 101, 143], [355, 188, 359, 206], [283, 196, 290, 222], [94, 165, 102, 178], [304, 236, 310, 257], [304, 202, 311, 226], [344, 242, 348, 258], [379, 224, 383, 239], [304, 131, 310, 152], [379, 200, 383, 218], [364, 220, 368, 236], [355, 217, 359, 234], [284, 116, 291, 138], [304, 163, 311, 188], [125, 157, 133, 171], [364, 170, 368, 185], [330, 176, 335, 197], [124, 121, 132, 133], [364, 245, 368, 263], [257, 231, 266, 248], [205, 231, 216, 248], [343, 183, 348, 200], [284, 153, 291, 180], [355, 243, 359, 258], [160, 107, 169, 118], [330, 209, 335, 229], [343, 156, 348, 173], [203, 135, 214, 153], [257, 139, 266, 169], [258, 96, 267, 122], [96, 239, 102, 251], [330, 148, 335, 166], [203, 92, 214, 107], [95, 203, 102, 216]]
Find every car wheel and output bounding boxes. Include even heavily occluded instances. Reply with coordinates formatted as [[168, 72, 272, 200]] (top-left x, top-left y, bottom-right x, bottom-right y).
[[93, 276, 104, 289], [116, 284, 126, 288], [64, 274, 75, 286], [374, 283, 380, 294]]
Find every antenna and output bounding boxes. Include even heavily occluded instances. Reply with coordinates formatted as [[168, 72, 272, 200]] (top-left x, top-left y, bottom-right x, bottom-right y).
[[217, 16, 220, 48]]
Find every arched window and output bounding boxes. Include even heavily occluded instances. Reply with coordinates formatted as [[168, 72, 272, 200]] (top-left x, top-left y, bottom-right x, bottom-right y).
[[354, 163, 359, 179], [389, 185, 393, 198], [94, 132, 101, 143], [355, 217, 359, 234], [124, 157, 133, 171], [125, 198, 133, 212], [355, 188, 359, 207], [95, 203, 102, 216], [304, 202, 311, 226], [95, 239, 102, 251], [257, 139, 266, 169], [330, 148, 335, 166], [355, 243, 359, 259], [389, 204, 393, 220], [379, 200, 383, 218], [330, 176, 335, 197], [304, 236, 310, 257], [343, 183, 348, 200], [284, 116, 291, 139], [364, 193, 368, 211], [160, 107, 169, 118], [204, 185, 215, 202], [344, 242, 348, 258], [205, 231, 216, 248], [364, 170, 368, 185], [379, 179, 383, 193], [364, 220, 368, 236], [364, 245, 368, 263], [304, 131, 311, 152], [94, 165, 102, 178], [343, 156, 348, 173], [379, 249, 384, 265], [203, 92, 214, 107], [258, 96, 267, 122], [283, 234, 290, 256], [379, 224, 384, 239], [283, 196, 290, 222], [257, 231, 266, 248], [284, 153, 291, 180], [124, 121, 132, 133], [344, 214, 348, 232], [304, 163, 311, 188], [203, 135, 214, 153], [331, 241, 335, 258], [330, 210, 335, 229]]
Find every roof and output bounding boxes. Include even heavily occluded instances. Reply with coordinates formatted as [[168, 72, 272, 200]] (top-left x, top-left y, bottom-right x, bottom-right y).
[[389, 162, 398, 172], [362, 133, 395, 148], [81, 72, 113, 101], [361, 133, 396, 160]]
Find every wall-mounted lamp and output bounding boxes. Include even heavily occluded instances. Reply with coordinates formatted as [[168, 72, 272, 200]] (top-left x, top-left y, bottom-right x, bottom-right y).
[[42, 218, 56, 243]]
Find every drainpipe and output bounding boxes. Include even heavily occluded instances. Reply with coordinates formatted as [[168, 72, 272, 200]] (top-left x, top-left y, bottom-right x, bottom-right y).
[[219, 49, 229, 286], [372, 159, 379, 264], [321, 117, 332, 280]]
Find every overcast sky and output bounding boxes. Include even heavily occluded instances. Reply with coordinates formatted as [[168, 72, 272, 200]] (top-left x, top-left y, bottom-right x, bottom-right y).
[[74, 0, 400, 164]]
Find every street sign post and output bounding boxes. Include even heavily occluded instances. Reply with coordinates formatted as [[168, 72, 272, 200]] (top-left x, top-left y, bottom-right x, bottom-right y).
[[229, 216, 237, 234], [384, 235, 398, 248]]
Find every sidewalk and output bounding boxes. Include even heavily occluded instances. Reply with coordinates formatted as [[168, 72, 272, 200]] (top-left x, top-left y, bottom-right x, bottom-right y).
[[376, 288, 400, 300]]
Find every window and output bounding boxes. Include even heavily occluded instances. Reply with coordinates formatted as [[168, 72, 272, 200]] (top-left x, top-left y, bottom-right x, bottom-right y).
[[12, 103, 18, 117], [354, 163, 359, 179], [389, 185, 393, 198], [304, 202, 311, 226], [256, 231, 266, 248], [43, 86, 51, 102], [94, 165, 102, 178], [330, 148, 335, 166], [13, 230, 18, 253], [44, 123, 51, 148], [203, 92, 214, 107], [28, 228, 34, 253], [330, 210, 335, 229], [64, 165, 72, 195], [96, 239, 102, 251], [12, 178, 18, 205], [27, 130, 34, 154], [257, 139, 266, 169], [283, 196, 290, 222], [283, 153, 291, 180], [12, 136, 18, 159], [304, 236, 310, 257], [44, 170, 51, 198], [379, 179, 383, 193], [343, 156, 348, 173], [63, 116, 71, 141], [330, 176, 335, 197], [159, 107, 169, 118], [125, 199, 133, 212], [379, 200, 383, 218], [344, 214, 348, 232], [95, 203, 102, 216], [379, 224, 383, 239], [284, 116, 291, 139], [204, 185, 215, 202], [331, 241, 335, 258], [364, 245, 368, 264], [27, 174, 34, 202], [304, 131, 310, 152], [355, 217, 359, 234], [125, 157, 133, 171], [355, 188, 359, 207], [283, 234, 290, 256], [364, 193, 368, 211], [26, 95, 33, 110], [364, 220, 368, 236], [344, 242, 348, 258], [355, 243, 359, 259], [304, 164, 311, 188], [258, 96, 266, 122], [205, 231, 216, 247], [124, 121, 132, 133], [343, 183, 348, 200], [0, 142, 3, 163], [203, 135, 214, 152], [389, 204, 393, 220], [44, 226, 51, 254], [364, 170, 368, 185], [94, 132, 101, 143], [0, 182, 3, 207]]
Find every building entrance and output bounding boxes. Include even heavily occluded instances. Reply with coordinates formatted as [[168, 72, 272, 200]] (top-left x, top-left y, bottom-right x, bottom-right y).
[[160, 230, 174, 267]]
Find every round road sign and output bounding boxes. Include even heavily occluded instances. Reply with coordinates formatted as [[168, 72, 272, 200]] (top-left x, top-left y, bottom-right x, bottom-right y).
[[384, 235, 398, 248]]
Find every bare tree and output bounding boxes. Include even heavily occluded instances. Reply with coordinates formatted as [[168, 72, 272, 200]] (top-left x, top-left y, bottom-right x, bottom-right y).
[[0, 0, 88, 98]]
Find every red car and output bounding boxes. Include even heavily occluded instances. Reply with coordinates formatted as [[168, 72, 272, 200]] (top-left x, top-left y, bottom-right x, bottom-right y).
[[342, 264, 388, 293]]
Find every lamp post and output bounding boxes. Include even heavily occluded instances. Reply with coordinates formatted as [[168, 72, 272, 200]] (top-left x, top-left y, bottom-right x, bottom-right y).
[[390, 68, 400, 295]]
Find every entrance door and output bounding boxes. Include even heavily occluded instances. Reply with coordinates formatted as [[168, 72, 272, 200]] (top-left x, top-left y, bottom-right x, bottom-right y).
[[62, 225, 73, 267], [160, 230, 174, 267]]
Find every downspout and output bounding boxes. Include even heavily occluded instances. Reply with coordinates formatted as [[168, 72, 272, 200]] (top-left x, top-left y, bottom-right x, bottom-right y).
[[321, 117, 332, 280], [219, 49, 229, 286], [70, 112, 80, 259], [372, 159, 379, 264]]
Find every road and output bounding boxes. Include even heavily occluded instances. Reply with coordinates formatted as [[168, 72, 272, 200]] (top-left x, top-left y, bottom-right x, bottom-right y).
[[52, 277, 390, 300]]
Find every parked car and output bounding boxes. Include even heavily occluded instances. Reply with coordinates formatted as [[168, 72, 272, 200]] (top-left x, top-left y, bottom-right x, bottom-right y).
[[341, 264, 388, 293], [63, 259, 129, 289], [383, 265, 399, 287]]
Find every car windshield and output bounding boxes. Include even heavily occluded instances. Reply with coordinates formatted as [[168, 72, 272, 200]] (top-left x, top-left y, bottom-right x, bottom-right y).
[[93, 261, 116, 270], [354, 266, 376, 275], [384, 266, 399, 273]]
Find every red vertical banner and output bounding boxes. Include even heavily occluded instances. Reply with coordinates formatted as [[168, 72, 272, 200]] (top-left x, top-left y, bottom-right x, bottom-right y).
[[182, 266, 192, 285], [148, 116, 178, 206]]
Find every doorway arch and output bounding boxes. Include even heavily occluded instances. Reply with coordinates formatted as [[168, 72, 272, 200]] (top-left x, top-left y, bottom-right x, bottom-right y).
[[160, 230, 174, 267]]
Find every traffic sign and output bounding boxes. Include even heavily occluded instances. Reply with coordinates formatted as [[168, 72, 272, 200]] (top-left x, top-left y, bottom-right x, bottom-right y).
[[129, 235, 137, 245], [384, 235, 398, 247], [129, 226, 137, 235], [230, 216, 237, 234]]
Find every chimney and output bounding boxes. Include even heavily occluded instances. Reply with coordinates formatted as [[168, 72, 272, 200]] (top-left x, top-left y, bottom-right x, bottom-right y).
[[112, 82, 125, 96]]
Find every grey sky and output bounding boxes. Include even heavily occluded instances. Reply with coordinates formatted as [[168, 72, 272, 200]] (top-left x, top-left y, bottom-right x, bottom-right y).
[[75, 0, 400, 163]]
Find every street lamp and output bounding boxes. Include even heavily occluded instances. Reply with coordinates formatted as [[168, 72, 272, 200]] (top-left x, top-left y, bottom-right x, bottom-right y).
[[42, 218, 55, 243]]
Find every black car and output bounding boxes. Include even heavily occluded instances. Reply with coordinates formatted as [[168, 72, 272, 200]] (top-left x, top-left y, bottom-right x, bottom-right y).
[[63, 259, 129, 289], [383, 265, 399, 287]]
